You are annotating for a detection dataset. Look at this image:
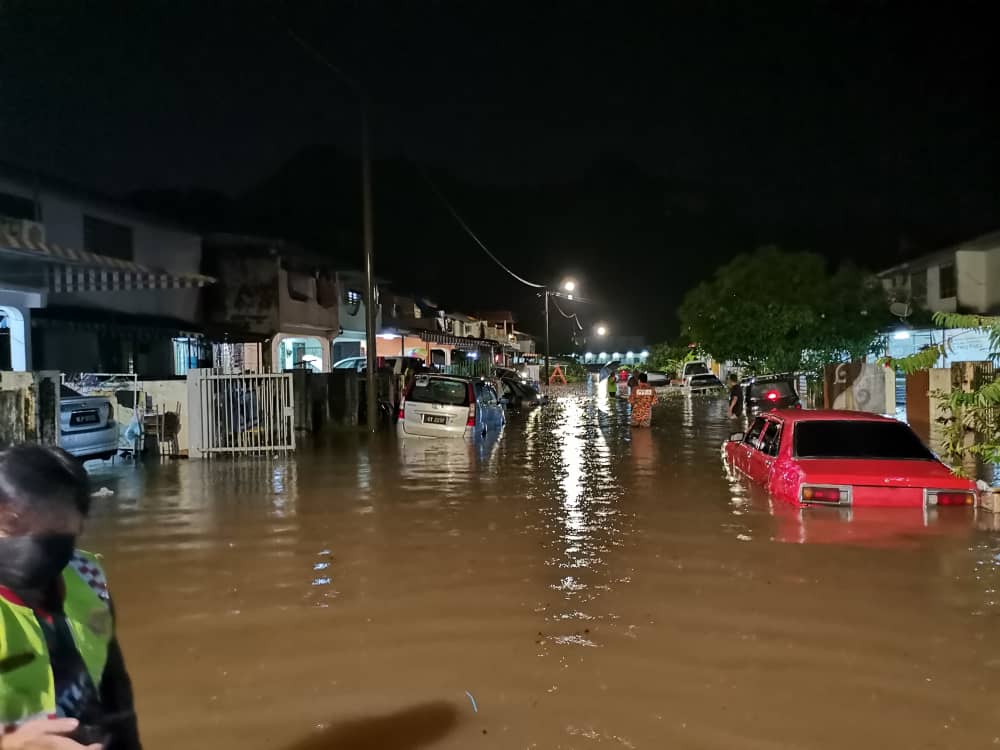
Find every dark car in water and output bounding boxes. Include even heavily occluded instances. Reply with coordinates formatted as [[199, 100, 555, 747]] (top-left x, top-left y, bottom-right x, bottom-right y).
[[499, 377, 546, 409], [742, 374, 801, 415], [687, 373, 725, 393]]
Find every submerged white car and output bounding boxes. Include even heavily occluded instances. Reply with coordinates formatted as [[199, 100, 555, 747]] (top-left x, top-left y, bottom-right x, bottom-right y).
[[60, 385, 118, 461], [397, 375, 504, 439]]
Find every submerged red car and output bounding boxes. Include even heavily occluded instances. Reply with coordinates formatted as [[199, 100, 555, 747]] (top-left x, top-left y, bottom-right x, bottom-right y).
[[724, 410, 977, 508]]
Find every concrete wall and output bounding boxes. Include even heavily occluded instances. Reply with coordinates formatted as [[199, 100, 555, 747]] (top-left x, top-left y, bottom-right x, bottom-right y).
[[120, 379, 190, 456], [277, 268, 338, 335], [925, 264, 958, 313], [825, 362, 895, 415], [336, 272, 381, 335], [0, 370, 59, 448], [209, 255, 281, 335], [955, 246, 1000, 313]]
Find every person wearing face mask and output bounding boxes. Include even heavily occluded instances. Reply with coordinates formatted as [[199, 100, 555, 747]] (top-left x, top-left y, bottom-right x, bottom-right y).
[[0, 445, 141, 750]]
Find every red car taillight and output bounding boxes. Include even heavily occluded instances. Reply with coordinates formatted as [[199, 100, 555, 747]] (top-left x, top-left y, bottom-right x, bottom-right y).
[[399, 382, 414, 421], [766, 390, 779, 401], [928, 491, 974, 507], [466, 383, 476, 427], [801, 485, 850, 504]]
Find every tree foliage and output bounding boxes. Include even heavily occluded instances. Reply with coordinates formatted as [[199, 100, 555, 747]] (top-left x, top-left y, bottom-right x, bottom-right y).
[[883, 311, 1000, 475], [678, 246, 891, 374], [644, 341, 697, 377]]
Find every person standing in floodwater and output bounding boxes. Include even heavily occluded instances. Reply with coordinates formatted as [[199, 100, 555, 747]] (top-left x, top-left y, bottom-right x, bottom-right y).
[[727, 372, 743, 419], [606, 372, 618, 397], [0, 445, 142, 750], [629, 372, 658, 427]]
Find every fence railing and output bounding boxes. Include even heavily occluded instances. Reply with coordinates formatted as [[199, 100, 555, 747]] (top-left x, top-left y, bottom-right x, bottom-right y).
[[191, 371, 295, 455]]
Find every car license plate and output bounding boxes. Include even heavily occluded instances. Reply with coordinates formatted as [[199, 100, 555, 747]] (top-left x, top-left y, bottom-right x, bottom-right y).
[[423, 414, 447, 425], [71, 410, 100, 426]]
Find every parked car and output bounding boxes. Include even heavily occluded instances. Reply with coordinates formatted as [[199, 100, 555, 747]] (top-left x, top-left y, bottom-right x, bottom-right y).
[[742, 374, 800, 414], [681, 360, 710, 385], [499, 377, 546, 409], [687, 373, 725, 393], [59, 384, 118, 461], [723, 410, 977, 507], [644, 371, 669, 387], [332, 356, 366, 372], [397, 375, 505, 439], [333, 355, 426, 375]]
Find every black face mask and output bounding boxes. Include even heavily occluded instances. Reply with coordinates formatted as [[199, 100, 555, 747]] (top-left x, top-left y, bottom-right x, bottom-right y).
[[0, 534, 76, 593]]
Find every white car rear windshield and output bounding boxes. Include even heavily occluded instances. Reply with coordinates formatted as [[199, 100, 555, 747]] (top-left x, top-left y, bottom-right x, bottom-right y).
[[794, 420, 934, 460], [409, 378, 470, 406]]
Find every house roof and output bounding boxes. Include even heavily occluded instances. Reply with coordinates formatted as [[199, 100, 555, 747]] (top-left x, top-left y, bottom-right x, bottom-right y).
[[878, 229, 1000, 276], [0, 159, 199, 235]]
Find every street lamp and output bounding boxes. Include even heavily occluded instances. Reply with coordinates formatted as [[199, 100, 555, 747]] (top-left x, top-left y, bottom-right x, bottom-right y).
[[596, 325, 608, 337], [543, 277, 578, 386]]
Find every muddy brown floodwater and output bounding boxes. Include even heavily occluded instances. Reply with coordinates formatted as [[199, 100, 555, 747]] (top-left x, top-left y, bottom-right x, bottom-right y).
[[84, 384, 1000, 750]]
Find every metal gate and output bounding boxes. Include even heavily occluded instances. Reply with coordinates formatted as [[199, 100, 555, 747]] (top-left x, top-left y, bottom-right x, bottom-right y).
[[197, 372, 295, 455]]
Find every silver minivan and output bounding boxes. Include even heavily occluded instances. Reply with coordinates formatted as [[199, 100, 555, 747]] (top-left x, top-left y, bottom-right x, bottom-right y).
[[397, 375, 505, 439]]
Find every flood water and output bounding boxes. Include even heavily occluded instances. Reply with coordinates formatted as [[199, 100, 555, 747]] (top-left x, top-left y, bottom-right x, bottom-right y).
[[84, 384, 1000, 749]]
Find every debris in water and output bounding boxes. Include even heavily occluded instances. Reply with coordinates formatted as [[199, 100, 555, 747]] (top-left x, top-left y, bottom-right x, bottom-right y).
[[465, 690, 479, 713], [91, 487, 114, 497]]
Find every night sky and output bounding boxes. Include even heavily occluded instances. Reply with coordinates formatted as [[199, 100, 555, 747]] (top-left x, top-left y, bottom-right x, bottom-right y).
[[1, 1, 997, 342]]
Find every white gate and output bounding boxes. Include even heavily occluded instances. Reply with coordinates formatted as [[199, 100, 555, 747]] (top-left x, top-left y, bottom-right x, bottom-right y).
[[189, 370, 295, 456]]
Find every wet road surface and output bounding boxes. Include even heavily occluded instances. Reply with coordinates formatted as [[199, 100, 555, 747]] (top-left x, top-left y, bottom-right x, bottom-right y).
[[84, 385, 1000, 749]]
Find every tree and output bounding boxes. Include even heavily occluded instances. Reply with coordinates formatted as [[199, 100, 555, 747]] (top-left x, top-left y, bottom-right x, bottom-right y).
[[645, 341, 695, 378], [887, 311, 1000, 474], [678, 246, 890, 374]]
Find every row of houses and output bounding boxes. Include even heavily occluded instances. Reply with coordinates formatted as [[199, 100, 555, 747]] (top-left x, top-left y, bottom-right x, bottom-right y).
[[0, 163, 537, 378]]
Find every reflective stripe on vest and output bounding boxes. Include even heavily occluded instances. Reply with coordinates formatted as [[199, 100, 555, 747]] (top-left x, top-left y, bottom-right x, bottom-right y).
[[0, 550, 112, 728]]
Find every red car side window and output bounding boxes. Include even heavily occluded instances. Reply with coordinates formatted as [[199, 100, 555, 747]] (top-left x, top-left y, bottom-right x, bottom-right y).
[[745, 417, 767, 445], [760, 420, 782, 456]]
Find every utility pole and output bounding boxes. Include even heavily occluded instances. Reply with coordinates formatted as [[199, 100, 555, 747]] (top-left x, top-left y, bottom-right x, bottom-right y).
[[544, 290, 551, 387], [361, 95, 378, 433]]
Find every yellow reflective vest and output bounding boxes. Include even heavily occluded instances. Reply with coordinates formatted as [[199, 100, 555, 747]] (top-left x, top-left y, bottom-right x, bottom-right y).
[[0, 550, 113, 728]]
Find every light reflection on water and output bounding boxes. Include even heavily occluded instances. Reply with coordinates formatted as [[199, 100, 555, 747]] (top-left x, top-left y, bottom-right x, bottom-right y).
[[79, 386, 1000, 750]]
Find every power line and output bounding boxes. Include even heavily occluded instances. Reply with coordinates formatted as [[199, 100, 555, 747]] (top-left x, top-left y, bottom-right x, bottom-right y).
[[418, 166, 545, 290], [551, 296, 584, 330]]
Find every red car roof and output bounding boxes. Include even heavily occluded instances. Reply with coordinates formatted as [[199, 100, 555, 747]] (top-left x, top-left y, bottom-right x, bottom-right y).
[[766, 409, 900, 424]]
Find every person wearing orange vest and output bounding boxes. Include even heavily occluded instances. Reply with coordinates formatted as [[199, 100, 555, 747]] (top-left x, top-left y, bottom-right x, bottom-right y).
[[0, 445, 140, 750], [628, 372, 658, 427]]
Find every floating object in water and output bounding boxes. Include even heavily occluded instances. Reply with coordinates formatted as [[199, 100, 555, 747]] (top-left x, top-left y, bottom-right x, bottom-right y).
[[92, 487, 115, 497], [465, 691, 479, 713]]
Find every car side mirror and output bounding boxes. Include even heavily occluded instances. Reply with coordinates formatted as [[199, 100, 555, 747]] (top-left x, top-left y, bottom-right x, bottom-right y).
[[729, 432, 744, 442]]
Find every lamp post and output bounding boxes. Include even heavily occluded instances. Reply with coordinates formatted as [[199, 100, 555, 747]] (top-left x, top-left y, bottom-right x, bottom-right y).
[[544, 278, 577, 385]]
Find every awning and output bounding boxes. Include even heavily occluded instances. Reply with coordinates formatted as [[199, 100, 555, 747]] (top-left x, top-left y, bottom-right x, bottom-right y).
[[0, 229, 216, 292], [407, 329, 510, 350]]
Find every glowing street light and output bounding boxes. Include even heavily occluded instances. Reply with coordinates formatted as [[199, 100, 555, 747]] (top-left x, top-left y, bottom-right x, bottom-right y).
[[596, 325, 608, 336], [544, 277, 583, 385]]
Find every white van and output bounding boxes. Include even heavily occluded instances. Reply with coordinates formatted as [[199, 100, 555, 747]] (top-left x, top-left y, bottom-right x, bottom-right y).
[[681, 360, 710, 385], [397, 375, 505, 439]]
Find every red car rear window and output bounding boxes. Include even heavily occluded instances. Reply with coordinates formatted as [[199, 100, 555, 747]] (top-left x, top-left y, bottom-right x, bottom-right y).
[[794, 420, 934, 460]]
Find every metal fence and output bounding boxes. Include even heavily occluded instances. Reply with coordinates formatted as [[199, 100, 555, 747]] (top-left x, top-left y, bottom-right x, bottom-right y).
[[197, 372, 294, 455], [439, 361, 493, 378]]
